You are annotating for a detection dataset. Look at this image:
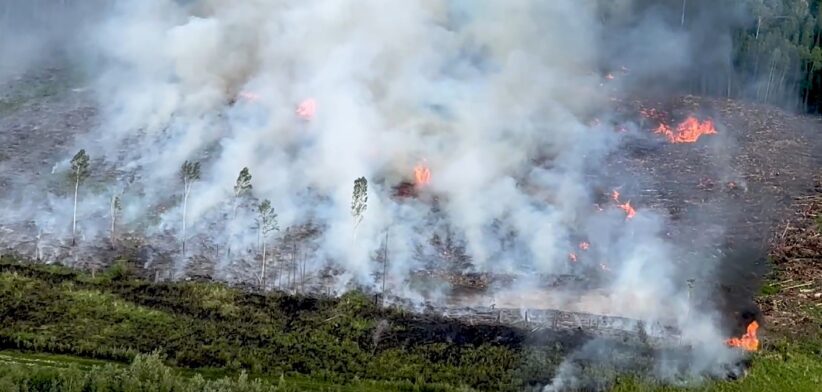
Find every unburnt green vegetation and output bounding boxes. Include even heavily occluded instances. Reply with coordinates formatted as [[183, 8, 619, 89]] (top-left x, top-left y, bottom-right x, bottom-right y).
[[0, 256, 555, 391], [0, 256, 818, 391]]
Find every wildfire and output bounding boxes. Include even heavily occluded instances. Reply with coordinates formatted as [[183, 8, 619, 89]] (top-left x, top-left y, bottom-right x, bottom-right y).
[[568, 252, 577, 263], [726, 321, 759, 352], [611, 189, 636, 219], [237, 91, 261, 102], [296, 98, 317, 120], [654, 116, 717, 143], [579, 241, 590, 251], [414, 164, 431, 187], [618, 202, 636, 219]]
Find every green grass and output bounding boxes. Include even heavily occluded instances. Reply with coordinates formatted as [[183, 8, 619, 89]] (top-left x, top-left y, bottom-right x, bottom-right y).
[[0, 350, 467, 391], [0, 256, 819, 391]]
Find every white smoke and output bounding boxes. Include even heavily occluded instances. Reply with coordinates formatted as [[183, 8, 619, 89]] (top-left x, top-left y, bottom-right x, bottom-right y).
[[0, 0, 752, 387]]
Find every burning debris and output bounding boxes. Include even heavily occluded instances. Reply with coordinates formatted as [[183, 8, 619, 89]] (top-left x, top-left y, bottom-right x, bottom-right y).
[[726, 321, 759, 352], [237, 91, 261, 102], [654, 116, 717, 144], [611, 189, 637, 219], [296, 98, 316, 120], [413, 163, 431, 187]]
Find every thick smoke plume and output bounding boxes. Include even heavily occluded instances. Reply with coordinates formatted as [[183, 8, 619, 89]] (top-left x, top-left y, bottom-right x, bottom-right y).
[[0, 0, 755, 387]]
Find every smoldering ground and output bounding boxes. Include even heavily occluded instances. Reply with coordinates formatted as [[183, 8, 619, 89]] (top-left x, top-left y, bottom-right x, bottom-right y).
[[0, 0, 779, 389]]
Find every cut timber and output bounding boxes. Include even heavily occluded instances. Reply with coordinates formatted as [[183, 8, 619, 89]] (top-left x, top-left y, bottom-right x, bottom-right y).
[[429, 305, 681, 347]]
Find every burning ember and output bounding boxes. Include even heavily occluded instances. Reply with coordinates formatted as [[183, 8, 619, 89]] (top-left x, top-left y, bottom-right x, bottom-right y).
[[414, 164, 431, 187], [618, 202, 636, 219], [726, 321, 759, 352], [611, 189, 636, 219], [237, 91, 261, 102], [579, 241, 590, 250], [568, 252, 577, 263], [655, 116, 717, 143], [296, 98, 317, 120]]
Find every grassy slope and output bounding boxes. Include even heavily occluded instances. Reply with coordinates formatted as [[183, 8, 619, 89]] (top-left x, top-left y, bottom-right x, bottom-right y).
[[0, 257, 818, 391], [0, 257, 540, 391]]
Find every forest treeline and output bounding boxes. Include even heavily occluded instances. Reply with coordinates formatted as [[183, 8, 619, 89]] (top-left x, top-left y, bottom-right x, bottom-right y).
[[627, 0, 822, 113]]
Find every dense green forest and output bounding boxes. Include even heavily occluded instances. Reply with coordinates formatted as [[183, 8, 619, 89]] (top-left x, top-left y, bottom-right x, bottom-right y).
[[669, 0, 822, 112]]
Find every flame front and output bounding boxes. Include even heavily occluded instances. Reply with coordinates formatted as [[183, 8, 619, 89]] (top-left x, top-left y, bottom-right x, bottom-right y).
[[414, 164, 431, 187], [726, 321, 759, 352], [655, 116, 717, 143], [296, 98, 317, 120]]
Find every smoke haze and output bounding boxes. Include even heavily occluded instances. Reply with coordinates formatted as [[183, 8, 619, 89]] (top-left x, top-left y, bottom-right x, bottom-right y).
[[0, 0, 757, 387]]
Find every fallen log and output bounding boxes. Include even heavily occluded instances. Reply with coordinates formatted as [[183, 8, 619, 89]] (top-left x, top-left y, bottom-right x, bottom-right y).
[[427, 304, 681, 347]]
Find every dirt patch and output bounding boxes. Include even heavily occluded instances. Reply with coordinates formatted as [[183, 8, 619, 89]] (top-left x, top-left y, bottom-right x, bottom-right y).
[[758, 177, 822, 336]]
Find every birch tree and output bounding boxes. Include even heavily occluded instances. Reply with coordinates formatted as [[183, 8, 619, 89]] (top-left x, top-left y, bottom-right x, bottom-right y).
[[180, 160, 201, 258], [69, 149, 89, 245], [226, 167, 253, 258], [255, 199, 279, 288], [351, 177, 368, 233]]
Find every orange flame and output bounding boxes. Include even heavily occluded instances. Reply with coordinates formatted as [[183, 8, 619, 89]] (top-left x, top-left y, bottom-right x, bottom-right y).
[[579, 241, 590, 251], [238, 91, 261, 102], [655, 116, 716, 143], [726, 321, 759, 352], [296, 98, 317, 120], [619, 201, 636, 219], [414, 164, 431, 187]]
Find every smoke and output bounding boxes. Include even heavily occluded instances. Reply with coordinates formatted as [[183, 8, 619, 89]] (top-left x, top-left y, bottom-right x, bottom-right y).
[[0, 0, 756, 388]]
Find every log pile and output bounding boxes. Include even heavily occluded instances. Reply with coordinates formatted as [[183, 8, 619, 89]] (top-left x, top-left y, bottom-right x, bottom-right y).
[[428, 304, 681, 347]]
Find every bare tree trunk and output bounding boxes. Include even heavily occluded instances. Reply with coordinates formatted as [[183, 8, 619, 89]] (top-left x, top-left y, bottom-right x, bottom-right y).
[[382, 230, 388, 306], [291, 239, 297, 291], [680, 0, 687, 27], [72, 174, 79, 245], [754, 16, 762, 39], [110, 195, 117, 247], [226, 199, 239, 259], [260, 240, 267, 289], [181, 182, 190, 258], [764, 61, 776, 103]]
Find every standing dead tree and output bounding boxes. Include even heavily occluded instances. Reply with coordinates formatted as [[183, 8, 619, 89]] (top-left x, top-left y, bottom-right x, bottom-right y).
[[69, 149, 89, 246], [180, 160, 201, 258], [255, 199, 279, 289], [109, 194, 121, 248]]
